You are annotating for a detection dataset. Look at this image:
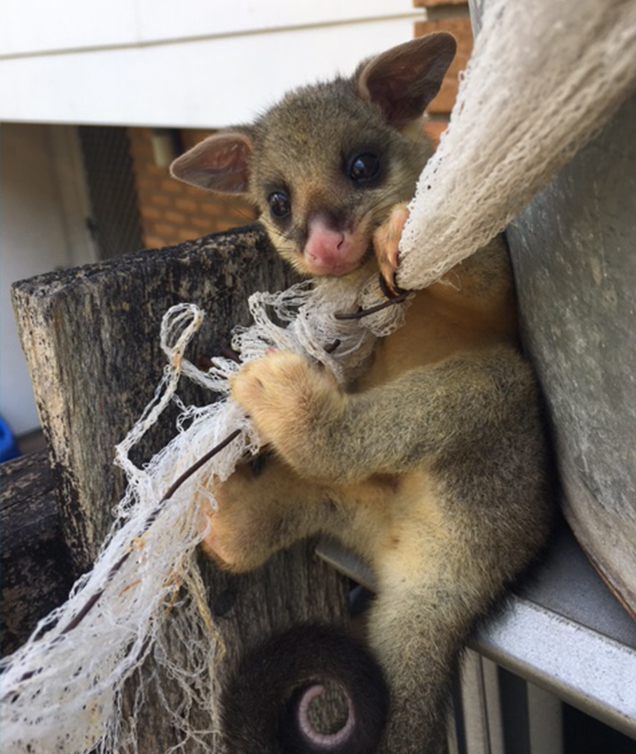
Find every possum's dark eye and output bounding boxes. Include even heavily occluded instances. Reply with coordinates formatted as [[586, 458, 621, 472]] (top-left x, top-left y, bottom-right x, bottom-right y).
[[268, 191, 291, 220], [348, 152, 381, 187]]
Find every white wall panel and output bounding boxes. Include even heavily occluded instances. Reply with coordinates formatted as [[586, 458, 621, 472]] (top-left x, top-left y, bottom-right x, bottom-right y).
[[0, 18, 420, 128], [0, 0, 139, 56], [136, 0, 420, 45], [0, 0, 419, 56]]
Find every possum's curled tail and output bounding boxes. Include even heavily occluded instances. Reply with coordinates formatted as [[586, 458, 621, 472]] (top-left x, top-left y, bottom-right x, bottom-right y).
[[221, 624, 389, 753]]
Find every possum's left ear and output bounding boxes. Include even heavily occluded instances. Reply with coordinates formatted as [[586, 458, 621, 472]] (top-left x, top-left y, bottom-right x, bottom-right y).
[[170, 129, 254, 194], [357, 32, 457, 127]]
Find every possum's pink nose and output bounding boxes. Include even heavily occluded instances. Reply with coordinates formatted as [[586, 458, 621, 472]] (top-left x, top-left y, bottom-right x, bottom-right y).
[[306, 224, 345, 266], [304, 215, 365, 276]]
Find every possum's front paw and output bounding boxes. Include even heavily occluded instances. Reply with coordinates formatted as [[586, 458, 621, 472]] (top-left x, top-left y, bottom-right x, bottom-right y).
[[230, 350, 342, 451], [373, 203, 410, 294]]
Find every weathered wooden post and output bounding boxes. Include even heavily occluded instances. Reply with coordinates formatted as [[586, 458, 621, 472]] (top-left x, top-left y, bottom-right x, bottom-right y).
[[3, 225, 351, 751]]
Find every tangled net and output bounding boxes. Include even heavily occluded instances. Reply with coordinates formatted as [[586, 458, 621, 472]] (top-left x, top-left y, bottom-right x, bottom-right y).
[[2, 0, 636, 751], [0, 274, 396, 754]]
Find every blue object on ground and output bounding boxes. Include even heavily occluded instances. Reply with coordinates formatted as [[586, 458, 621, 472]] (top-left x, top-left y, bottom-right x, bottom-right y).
[[0, 415, 21, 462]]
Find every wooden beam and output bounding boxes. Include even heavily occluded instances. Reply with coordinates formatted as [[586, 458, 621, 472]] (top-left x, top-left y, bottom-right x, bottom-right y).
[[7, 225, 352, 749]]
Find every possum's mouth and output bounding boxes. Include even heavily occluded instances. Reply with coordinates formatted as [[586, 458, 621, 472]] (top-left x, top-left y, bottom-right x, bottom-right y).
[[359, 243, 374, 268], [339, 244, 375, 277], [305, 245, 373, 278]]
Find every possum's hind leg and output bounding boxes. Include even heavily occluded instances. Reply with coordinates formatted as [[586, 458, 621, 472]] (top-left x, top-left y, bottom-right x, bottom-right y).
[[369, 495, 542, 754], [369, 564, 468, 754]]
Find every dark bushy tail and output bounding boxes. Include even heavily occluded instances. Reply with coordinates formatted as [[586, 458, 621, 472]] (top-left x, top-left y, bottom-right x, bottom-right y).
[[221, 623, 389, 754]]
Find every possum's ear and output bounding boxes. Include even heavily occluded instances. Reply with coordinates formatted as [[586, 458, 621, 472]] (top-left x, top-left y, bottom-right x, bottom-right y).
[[357, 32, 457, 127], [170, 131, 254, 194]]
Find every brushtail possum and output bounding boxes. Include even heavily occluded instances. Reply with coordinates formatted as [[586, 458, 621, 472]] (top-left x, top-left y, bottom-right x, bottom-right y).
[[171, 33, 553, 754]]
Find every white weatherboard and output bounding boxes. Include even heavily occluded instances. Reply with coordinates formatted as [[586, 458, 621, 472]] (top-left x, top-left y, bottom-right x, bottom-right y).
[[0, 1, 421, 128]]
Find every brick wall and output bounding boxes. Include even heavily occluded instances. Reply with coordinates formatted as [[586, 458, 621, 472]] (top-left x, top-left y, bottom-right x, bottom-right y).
[[128, 127, 256, 250], [128, 11, 472, 250], [414, 0, 473, 145]]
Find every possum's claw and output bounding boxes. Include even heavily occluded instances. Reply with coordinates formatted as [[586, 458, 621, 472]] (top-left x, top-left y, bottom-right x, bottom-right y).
[[373, 204, 410, 295]]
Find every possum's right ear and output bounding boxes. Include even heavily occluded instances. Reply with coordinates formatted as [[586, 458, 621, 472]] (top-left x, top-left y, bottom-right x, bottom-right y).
[[170, 131, 253, 194], [357, 33, 457, 127]]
